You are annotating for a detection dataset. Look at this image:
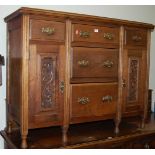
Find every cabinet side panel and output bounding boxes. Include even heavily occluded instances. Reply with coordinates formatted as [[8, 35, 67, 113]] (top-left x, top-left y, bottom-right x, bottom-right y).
[[7, 16, 22, 124]]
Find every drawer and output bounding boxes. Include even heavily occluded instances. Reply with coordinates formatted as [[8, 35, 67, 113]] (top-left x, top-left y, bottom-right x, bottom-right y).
[[72, 24, 119, 44], [30, 19, 65, 41], [71, 83, 117, 121], [71, 47, 118, 81], [125, 28, 147, 46]]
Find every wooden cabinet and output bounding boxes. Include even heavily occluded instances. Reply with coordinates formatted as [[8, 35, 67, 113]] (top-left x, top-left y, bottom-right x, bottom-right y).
[[28, 44, 64, 129], [4, 7, 154, 148]]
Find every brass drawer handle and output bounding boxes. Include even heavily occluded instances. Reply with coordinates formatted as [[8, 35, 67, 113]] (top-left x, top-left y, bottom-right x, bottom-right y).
[[41, 27, 55, 35], [102, 95, 113, 103], [80, 31, 90, 38], [78, 60, 89, 67], [103, 33, 114, 40], [60, 81, 64, 94], [132, 35, 142, 41], [103, 60, 114, 68], [78, 97, 90, 105]]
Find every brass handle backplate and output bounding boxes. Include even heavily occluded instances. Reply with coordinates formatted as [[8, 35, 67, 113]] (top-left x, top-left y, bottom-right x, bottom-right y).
[[103, 33, 114, 40], [132, 35, 142, 41], [103, 60, 114, 68], [78, 97, 90, 105], [42, 27, 55, 35], [78, 60, 89, 67], [102, 95, 113, 103], [60, 81, 64, 94], [80, 31, 90, 38]]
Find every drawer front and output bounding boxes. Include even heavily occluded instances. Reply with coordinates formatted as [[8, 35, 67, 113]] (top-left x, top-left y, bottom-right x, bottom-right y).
[[71, 83, 117, 120], [71, 47, 118, 80], [30, 19, 65, 41], [72, 24, 119, 44], [125, 28, 147, 46]]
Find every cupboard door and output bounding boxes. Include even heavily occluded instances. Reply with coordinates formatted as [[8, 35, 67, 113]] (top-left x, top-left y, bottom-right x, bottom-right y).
[[122, 48, 146, 115], [28, 44, 64, 129]]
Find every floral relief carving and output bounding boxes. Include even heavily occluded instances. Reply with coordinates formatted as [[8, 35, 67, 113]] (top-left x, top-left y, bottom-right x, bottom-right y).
[[41, 57, 55, 108], [128, 58, 139, 102]]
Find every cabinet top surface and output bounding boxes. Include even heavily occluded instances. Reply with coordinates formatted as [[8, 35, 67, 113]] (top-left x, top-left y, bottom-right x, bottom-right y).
[[4, 7, 154, 30]]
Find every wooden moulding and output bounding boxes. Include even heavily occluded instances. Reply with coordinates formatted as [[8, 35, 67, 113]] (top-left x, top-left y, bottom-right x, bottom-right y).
[[4, 7, 154, 30]]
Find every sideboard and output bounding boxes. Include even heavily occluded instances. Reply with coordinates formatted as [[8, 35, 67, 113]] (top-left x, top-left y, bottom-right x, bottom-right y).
[[4, 7, 154, 148]]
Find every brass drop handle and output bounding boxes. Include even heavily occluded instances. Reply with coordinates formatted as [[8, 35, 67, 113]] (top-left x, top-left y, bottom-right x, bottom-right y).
[[102, 95, 113, 103], [103, 32, 114, 40], [122, 79, 126, 88], [78, 60, 89, 67], [41, 27, 55, 35], [132, 35, 142, 41], [80, 31, 90, 38], [78, 97, 90, 105], [60, 81, 65, 94], [103, 60, 114, 68]]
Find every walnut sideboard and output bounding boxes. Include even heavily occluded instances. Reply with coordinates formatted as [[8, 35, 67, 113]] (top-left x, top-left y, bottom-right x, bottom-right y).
[[4, 7, 154, 148]]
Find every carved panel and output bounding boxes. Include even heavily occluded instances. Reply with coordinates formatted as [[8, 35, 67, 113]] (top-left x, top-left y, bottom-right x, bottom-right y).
[[128, 58, 139, 102], [41, 57, 56, 109]]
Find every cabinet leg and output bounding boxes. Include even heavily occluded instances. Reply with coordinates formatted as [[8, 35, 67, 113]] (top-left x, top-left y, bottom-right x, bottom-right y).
[[114, 119, 120, 134], [141, 118, 145, 129], [6, 121, 12, 134], [62, 125, 69, 146], [21, 135, 28, 149]]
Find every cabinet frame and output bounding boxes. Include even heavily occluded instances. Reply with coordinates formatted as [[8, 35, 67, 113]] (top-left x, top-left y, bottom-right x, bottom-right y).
[[4, 7, 154, 148]]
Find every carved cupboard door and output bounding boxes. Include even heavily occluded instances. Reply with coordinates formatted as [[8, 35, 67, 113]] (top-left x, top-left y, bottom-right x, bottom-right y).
[[28, 44, 65, 129], [122, 48, 146, 115]]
